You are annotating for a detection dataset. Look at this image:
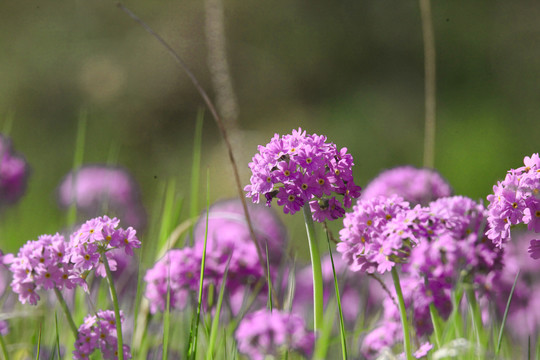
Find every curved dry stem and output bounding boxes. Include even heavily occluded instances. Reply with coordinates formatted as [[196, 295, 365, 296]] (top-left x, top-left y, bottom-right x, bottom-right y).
[[419, 0, 436, 169], [116, 2, 267, 279]]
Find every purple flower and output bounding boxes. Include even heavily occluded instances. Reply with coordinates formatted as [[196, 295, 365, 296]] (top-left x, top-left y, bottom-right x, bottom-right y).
[[143, 247, 201, 313], [67, 216, 140, 290], [362, 166, 452, 206], [73, 309, 131, 360], [8, 233, 77, 305], [235, 308, 314, 360], [57, 165, 146, 230], [486, 153, 540, 255], [528, 239, 540, 259], [245, 128, 361, 221], [0, 134, 30, 207], [144, 200, 287, 314], [337, 195, 419, 274]]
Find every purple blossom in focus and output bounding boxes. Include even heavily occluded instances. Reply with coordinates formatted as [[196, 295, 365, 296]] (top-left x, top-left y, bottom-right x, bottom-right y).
[[73, 309, 131, 360], [245, 128, 361, 221], [486, 153, 540, 256], [67, 216, 140, 290], [235, 308, 314, 360], [0, 134, 29, 207], [362, 166, 452, 205], [8, 233, 76, 305], [57, 165, 147, 230]]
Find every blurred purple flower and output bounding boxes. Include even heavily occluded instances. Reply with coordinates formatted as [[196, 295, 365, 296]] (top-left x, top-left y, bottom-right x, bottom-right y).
[[57, 165, 146, 230], [0, 134, 29, 206], [73, 309, 131, 360], [245, 128, 361, 221], [235, 308, 314, 360], [362, 166, 452, 206]]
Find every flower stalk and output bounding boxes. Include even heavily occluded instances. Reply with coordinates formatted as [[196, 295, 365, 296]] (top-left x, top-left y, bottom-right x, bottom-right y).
[[53, 287, 78, 338], [391, 267, 413, 360], [303, 203, 324, 332], [102, 253, 124, 360]]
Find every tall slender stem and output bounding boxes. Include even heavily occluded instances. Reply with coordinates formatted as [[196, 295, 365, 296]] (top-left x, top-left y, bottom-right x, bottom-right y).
[[102, 254, 124, 360], [391, 267, 413, 360], [302, 204, 323, 332], [53, 288, 78, 338], [419, 0, 436, 169]]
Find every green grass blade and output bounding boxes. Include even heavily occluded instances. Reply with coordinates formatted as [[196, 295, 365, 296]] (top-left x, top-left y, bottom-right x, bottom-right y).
[[189, 109, 204, 245], [325, 228, 348, 360], [496, 270, 520, 355], [188, 168, 210, 360], [0, 332, 9, 360], [55, 312, 61, 360], [157, 179, 177, 251], [35, 323, 42, 360], [313, 299, 336, 360], [206, 256, 231, 360], [265, 242, 273, 311], [67, 109, 88, 227]]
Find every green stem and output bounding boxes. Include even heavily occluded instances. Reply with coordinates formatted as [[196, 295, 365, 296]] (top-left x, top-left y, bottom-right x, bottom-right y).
[[465, 286, 483, 351], [391, 267, 413, 360], [0, 333, 9, 360], [302, 204, 324, 333], [102, 254, 124, 360], [53, 288, 78, 338]]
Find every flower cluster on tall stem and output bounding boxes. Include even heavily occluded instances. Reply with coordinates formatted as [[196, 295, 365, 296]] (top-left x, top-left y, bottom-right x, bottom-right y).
[[486, 153, 540, 258], [245, 128, 361, 222], [0, 134, 29, 207]]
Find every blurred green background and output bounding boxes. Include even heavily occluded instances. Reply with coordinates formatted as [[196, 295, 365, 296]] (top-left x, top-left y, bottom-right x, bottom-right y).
[[1, 0, 539, 254]]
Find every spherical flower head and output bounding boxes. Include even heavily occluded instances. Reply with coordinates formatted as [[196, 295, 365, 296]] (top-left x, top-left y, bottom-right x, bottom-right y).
[[73, 309, 131, 360], [0, 134, 30, 207], [486, 153, 540, 254], [57, 165, 147, 230], [362, 166, 452, 206], [245, 128, 361, 221], [337, 195, 419, 274], [8, 233, 76, 305], [68, 216, 140, 289], [235, 309, 315, 360]]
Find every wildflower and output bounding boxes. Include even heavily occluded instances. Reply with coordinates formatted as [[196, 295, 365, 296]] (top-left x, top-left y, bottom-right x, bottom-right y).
[[362, 166, 452, 205], [486, 153, 540, 254], [67, 216, 140, 289], [245, 128, 361, 221], [0, 134, 29, 207], [57, 165, 147, 229], [235, 308, 315, 360], [9, 233, 77, 305], [337, 195, 423, 274], [73, 309, 131, 360]]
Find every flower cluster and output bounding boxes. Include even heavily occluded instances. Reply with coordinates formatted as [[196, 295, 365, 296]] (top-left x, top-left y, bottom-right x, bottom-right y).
[[486, 153, 540, 256], [362, 166, 452, 205], [144, 200, 285, 314], [9, 233, 76, 305], [360, 196, 503, 358], [235, 309, 315, 360], [57, 165, 147, 230], [68, 216, 140, 281], [245, 128, 361, 221], [0, 134, 29, 207], [73, 309, 131, 360], [337, 195, 434, 274], [144, 247, 199, 313]]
